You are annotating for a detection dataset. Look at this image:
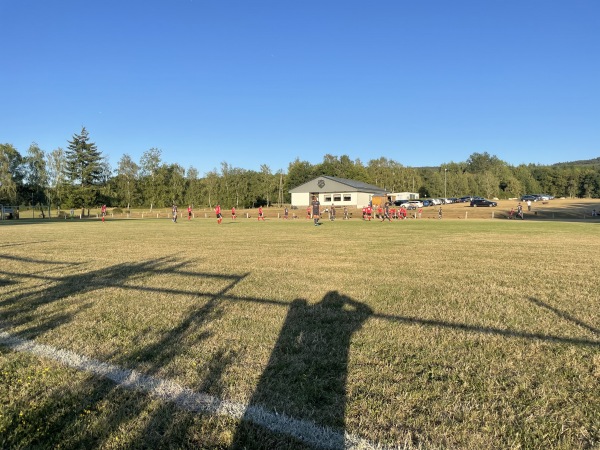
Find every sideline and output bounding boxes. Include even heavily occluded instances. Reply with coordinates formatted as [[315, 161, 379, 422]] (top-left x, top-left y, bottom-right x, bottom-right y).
[[0, 330, 394, 450]]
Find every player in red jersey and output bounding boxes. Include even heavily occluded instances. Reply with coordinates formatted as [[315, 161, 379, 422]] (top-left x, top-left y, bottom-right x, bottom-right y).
[[258, 206, 265, 221], [101, 204, 107, 222], [306, 206, 311, 219], [215, 204, 222, 224], [366, 205, 372, 221], [187, 205, 192, 220], [231, 206, 236, 220]]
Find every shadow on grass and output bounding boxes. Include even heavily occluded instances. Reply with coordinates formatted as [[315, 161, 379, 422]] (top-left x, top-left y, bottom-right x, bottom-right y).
[[527, 296, 599, 336], [1, 254, 599, 449], [232, 291, 372, 449]]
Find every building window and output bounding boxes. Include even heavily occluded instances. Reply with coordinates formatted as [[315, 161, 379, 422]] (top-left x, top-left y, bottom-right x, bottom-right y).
[[333, 194, 341, 202], [324, 195, 332, 202], [343, 194, 352, 201]]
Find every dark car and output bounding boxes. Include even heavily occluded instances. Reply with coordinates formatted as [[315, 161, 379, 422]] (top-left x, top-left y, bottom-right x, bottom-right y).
[[520, 195, 537, 202], [470, 199, 497, 207]]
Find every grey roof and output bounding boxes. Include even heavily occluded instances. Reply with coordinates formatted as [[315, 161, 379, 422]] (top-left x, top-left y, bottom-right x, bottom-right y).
[[322, 176, 386, 192], [289, 175, 386, 194]]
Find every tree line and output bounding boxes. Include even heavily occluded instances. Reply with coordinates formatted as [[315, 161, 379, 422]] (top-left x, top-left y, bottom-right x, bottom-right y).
[[1, 127, 599, 214]]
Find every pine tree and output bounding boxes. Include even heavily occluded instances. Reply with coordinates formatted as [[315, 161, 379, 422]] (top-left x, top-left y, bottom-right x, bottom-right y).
[[65, 127, 104, 215]]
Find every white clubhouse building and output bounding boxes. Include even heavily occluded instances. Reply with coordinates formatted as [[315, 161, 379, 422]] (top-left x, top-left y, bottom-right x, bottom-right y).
[[289, 176, 388, 208]]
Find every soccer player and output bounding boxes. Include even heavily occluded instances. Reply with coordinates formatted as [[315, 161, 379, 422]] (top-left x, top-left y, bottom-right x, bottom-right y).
[[306, 206, 311, 219], [172, 204, 178, 223], [231, 206, 236, 220], [215, 204, 222, 224], [101, 204, 107, 222], [284, 207, 289, 220], [366, 205, 372, 221], [381, 203, 391, 222], [258, 206, 265, 221], [311, 196, 321, 226], [187, 205, 192, 220]]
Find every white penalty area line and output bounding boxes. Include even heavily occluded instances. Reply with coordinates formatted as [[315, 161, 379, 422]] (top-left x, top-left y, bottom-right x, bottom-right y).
[[0, 331, 394, 450]]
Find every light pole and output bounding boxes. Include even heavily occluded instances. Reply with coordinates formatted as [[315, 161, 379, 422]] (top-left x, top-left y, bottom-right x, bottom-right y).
[[444, 168, 448, 199]]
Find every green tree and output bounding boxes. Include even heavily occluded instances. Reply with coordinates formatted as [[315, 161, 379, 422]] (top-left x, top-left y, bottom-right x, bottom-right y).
[[0, 143, 24, 204], [139, 148, 162, 210], [185, 166, 202, 207], [46, 147, 67, 209], [203, 169, 219, 208], [465, 152, 505, 174], [259, 164, 276, 206], [64, 127, 104, 215], [166, 163, 186, 205], [24, 143, 48, 216], [116, 154, 139, 209], [285, 158, 314, 192]]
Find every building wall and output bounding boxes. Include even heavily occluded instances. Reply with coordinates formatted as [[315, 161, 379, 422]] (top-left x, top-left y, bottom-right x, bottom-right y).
[[320, 192, 355, 207], [291, 192, 311, 207], [292, 191, 376, 208]]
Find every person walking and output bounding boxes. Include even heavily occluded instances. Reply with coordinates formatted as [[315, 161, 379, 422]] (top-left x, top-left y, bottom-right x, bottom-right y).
[[330, 204, 336, 221], [343, 206, 349, 220], [527, 199, 532, 212], [438, 206, 443, 219], [172, 204, 178, 223], [517, 203, 524, 219]]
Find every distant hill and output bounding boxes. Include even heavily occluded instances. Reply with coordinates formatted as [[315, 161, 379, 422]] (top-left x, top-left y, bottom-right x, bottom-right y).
[[553, 157, 600, 167]]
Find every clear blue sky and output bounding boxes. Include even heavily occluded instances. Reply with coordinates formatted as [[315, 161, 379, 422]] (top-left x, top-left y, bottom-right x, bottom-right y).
[[2, 0, 599, 175]]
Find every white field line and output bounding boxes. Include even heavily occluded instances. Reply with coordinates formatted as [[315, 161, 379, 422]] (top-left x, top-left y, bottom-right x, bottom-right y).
[[0, 330, 397, 450]]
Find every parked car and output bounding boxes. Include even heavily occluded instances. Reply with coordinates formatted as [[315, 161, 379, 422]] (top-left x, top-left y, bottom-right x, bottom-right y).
[[400, 200, 423, 210], [520, 195, 537, 202], [470, 199, 497, 207], [459, 196, 482, 203]]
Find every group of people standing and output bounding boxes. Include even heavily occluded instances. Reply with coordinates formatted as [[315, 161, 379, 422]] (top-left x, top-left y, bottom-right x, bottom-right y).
[[362, 204, 425, 221], [508, 203, 525, 220]]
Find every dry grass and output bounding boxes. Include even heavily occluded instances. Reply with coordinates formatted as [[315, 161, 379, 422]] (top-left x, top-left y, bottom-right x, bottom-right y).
[[1, 216, 599, 449]]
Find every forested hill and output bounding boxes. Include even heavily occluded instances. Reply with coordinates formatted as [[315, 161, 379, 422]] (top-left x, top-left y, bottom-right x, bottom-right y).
[[553, 157, 600, 167]]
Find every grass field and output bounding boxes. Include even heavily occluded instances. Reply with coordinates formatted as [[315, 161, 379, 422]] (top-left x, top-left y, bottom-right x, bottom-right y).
[[1, 215, 599, 449]]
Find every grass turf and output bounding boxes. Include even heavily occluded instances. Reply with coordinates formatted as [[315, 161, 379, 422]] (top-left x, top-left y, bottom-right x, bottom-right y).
[[1, 217, 599, 449]]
